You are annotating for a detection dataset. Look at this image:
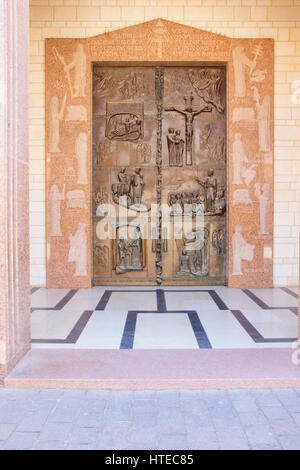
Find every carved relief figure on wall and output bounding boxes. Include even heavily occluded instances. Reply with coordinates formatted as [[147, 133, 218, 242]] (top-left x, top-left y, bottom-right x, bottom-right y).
[[188, 68, 225, 113], [116, 226, 143, 274], [106, 102, 144, 142], [66, 190, 87, 210], [75, 132, 88, 185], [255, 183, 270, 235], [167, 128, 184, 166], [68, 222, 87, 277], [232, 225, 255, 275], [49, 94, 67, 153], [136, 142, 151, 164], [252, 86, 271, 153], [131, 168, 145, 207], [183, 227, 210, 277], [165, 91, 212, 165], [54, 44, 87, 98], [212, 229, 225, 256], [94, 244, 109, 273], [195, 169, 217, 213], [233, 44, 266, 99], [233, 133, 257, 186], [50, 184, 65, 237], [111, 168, 147, 211]]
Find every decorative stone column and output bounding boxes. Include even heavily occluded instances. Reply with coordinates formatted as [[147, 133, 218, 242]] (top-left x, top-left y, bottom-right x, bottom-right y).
[[0, 0, 30, 383]]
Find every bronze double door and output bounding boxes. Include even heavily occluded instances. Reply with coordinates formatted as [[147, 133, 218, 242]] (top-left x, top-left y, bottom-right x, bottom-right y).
[[92, 66, 227, 285]]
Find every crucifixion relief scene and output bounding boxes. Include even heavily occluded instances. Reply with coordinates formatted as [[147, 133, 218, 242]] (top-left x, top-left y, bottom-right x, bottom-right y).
[[93, 66, 226, 285]]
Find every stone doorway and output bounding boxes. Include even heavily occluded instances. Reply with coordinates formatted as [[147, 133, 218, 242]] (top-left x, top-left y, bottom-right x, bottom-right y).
[[92, 65, 227, 286]]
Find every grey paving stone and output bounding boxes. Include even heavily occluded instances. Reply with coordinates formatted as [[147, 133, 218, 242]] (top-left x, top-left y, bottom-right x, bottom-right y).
[[34, 440, 66, 450], [261, 405, 291, 420], [186, 428, 220, 451], [0, 403, 27, 424], [0, 423, 16, 441], [132, 399, 157, 413], [157, 410, 185, 434], [228, 390, 258, 412], [251, 444, 282, 450], [157, 391, 181, 407], [86, 390, 111, 400], [133, 391, 157, 400], [132, 411, 157, 428], [279, 434, 300, 450], [185, 410, 213, 430], [251, 390, 282, 407], [2, 431, 39, 450], [38, 390, 64, 400], [48, 401, 82, 423], [128, 427, 157, 447], [39, 422, 72, 441], [270, 418, 300, 436], [80, 398, 107, 414], [244, 424, 279, 447], [17, 411, 50, 433], [68, 426, 99, 445], [157, 433, 187, 450], [238, 410, 268, 426], [219, 435, 250, 450], [75, 411, 103, 428]]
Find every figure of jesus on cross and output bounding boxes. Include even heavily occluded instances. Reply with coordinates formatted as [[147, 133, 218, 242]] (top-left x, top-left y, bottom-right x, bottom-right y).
[[165, 91, 212, 165]]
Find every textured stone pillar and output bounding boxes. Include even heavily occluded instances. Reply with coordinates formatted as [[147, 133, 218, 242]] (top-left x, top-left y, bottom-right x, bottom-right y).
[[0, 0, 30, 383]]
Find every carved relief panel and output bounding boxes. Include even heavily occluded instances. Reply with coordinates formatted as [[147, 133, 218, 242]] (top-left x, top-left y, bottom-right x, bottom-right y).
[[93, 65, 226, 285]]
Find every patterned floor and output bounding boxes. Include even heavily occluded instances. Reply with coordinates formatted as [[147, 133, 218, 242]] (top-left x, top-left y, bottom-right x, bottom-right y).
[[30, 286, 299, 350]]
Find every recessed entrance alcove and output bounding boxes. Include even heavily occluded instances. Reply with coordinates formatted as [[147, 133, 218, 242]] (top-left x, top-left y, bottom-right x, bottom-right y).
[[45, 19, 274, 290]]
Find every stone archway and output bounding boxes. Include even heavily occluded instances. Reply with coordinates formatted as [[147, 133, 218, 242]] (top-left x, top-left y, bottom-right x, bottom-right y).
[[45, 19, 274, 290]]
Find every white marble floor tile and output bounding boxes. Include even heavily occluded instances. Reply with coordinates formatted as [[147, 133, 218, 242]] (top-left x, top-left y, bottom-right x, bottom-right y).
[[249, 288, 298, 307], [164, 291, 217, 311], [108, 291, 157, 311], [61, 287, 106, 311], [198, 310, 257, 349], [31, 309, 83, 340], [74, 311, 128, 349], [133, 313, 199, 349], [31, 289, 71, 308], [242, 309, 298, 339], [212, 287, 263, 309]]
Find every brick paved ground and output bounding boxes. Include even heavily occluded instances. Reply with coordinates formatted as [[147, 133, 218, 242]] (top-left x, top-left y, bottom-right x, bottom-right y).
[[1, 388, 300, 450]]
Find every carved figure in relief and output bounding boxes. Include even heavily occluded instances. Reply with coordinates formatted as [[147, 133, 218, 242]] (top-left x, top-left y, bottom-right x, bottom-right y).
[[184, 227, 210, 277], [196, 169, 217, 213], [252, 87, 271, 153], [95, 140, 112, 165], [136, 142, 151, 164], [116, 226, 143, 274], [188, 68, 225, 113], [233, 44, 266, 98], [200, 125, 226, 163], [232, 225, 255, 276], [94, 244, 108, 273], [66, 190, 87, 210], [214, 188, 226, 215], [68, 222, 87, 277], [54, 44, 86, 98], [177, 247, 190, 275], [233, 133, 257, 186], [165, 91, 212, 165], [94, 188, 108, 217], [106, 102, 144, 142], [254, 183, 270, 235], [167, 128, 184, 166], [212, 229, 225, 256], [233, 189, 253, 207], [66, 105, 87, 121], [131, 168, 145, 206], [75, 133, 88, 185], [49, 94, 66, 153], [49, 184, 65, 237]]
